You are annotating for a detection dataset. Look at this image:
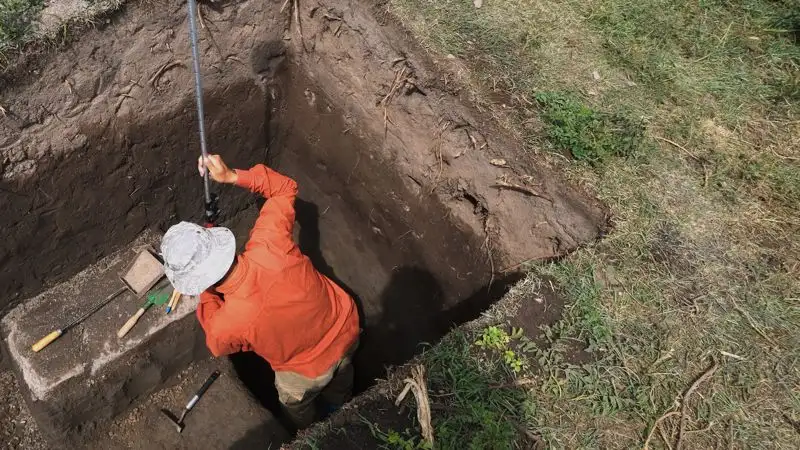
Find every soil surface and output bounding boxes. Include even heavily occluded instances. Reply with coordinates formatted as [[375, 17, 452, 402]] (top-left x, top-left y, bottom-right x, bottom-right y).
[[0, 370, 47, 450]]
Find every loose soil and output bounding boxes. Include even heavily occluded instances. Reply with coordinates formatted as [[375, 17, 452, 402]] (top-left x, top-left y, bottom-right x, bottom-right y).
[[0, 0, 605, 446], [0, 370, 47, 449]]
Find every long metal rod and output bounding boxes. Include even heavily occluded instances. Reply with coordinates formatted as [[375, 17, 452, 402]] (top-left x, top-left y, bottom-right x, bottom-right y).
[[187, 0, 211, 204], [63, 287, 127, 331]]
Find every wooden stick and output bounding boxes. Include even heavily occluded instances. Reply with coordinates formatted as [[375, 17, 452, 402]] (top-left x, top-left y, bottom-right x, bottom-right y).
[[166, 289, 181, 313]]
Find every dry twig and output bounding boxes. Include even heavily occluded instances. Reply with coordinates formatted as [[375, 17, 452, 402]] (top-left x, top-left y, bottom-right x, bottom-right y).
[[395, 365, 434, 446], [654, 135, 702, 162]]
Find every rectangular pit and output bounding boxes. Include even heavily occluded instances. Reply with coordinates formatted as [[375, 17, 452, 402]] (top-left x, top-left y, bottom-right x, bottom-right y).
[[0, 0, 605, 446]]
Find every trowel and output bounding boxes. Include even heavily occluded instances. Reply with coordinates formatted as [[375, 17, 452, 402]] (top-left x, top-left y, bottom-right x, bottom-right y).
[[116, 284, 173, 338]]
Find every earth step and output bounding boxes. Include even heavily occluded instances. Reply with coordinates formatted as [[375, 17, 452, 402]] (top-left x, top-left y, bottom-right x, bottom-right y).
[[88, 356, 290, 450], [0, 230, 207, 447]]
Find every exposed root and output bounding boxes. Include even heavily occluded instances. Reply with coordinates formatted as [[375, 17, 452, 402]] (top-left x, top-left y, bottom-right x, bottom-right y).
[[293, 0, 305, 51], [197, 3, 207, 29], [380, 66, 408, 106], [395, 365, 434, 446], [148, 61, 186, 89], [643, 410, 680, 450], [676, 360, 719, 450], [492, 178, 552, 202]]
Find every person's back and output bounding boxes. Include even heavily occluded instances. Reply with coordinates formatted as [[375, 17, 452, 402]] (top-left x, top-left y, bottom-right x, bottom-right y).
[[161, 155, 359, 429]]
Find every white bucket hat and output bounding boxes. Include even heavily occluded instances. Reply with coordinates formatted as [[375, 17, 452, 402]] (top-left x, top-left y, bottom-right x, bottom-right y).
[[161, 221, 236, 296]]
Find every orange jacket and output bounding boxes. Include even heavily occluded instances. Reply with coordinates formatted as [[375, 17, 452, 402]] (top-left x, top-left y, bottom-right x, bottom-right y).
[[196, 165, 359, 378]]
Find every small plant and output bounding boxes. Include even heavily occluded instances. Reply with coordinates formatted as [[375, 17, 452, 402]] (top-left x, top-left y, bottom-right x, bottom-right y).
[[475, 325, 511, 350], [476, 326, 528, 373], [367, 422, 431, 450], [535, 91, 645, 166], [503, 349, 524, 373]]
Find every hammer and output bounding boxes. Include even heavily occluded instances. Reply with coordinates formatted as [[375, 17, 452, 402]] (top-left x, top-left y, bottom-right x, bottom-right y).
[[161, 370, 220, 433]]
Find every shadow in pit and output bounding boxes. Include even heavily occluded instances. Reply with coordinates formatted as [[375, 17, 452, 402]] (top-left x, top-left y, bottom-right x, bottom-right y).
[[354, 268, 521, 392]]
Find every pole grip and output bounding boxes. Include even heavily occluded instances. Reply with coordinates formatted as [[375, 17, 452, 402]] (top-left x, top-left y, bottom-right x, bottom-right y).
[[185, 370, 220, 410], [32, 330, 63, 352], [117, 308, 146, 338]]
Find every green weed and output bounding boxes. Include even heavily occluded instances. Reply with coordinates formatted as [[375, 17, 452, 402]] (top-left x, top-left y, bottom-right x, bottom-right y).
[[475, 325, 528, 373], [0, 0, 44, 56], [424, 330, 533, 449], [535, 91, 646, 165], [365, 423, 431, 450]]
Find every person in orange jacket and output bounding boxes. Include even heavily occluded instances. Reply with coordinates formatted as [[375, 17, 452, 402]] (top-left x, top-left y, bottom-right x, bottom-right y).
[[160, 154, 360, 429]]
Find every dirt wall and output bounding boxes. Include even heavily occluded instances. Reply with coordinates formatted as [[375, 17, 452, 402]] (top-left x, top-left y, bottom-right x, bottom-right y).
[[0, 0, 605, 346]]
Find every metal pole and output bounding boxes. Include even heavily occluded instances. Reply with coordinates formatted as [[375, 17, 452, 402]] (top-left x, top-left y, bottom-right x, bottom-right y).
[[187, 0, 211, 205]]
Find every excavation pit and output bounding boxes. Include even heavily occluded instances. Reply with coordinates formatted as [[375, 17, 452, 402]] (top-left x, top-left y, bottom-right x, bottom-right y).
[[0, 0, 605, 446]]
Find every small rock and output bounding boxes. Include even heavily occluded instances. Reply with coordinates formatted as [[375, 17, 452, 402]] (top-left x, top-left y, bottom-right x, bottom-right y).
[[592, 70, 601, 81], [474, 0, 483, 7], [446, 54, 456, 59], [489, 158, 508, 167]]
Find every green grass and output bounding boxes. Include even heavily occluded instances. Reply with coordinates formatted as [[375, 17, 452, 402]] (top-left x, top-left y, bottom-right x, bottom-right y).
[[0, 0, 45, 58], [0, 0, 125, 66], [421, 330, 535, 449], [535, 91, 646, 165], [388, 0, 800, 447]]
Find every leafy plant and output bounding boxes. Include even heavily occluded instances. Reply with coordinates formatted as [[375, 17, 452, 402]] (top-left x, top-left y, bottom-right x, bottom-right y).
[[475, 325, 511, 350], [366, 422, 431, 450], [504, 350, 525, 373], [535, 91, 645, 165], [476, 326, 529, 373]]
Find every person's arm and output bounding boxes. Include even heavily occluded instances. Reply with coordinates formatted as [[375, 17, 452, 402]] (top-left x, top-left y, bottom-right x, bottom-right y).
[[196, 291, 251, 356], [199, 155, 298, 252], [235, 164, 298, 249]]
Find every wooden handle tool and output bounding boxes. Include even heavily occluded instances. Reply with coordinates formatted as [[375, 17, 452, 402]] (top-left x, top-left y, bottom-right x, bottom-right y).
[[165, 289, 181, 314], [32, 330, 64, 353], [117, 308, 147, 338]]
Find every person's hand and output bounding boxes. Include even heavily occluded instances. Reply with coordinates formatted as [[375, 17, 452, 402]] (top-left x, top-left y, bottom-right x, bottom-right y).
[[198, 155, 238, 184]]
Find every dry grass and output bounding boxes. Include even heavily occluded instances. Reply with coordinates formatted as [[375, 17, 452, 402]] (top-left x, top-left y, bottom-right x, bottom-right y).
[[388, 0, 800, 448], [0, 0, 125, 68]]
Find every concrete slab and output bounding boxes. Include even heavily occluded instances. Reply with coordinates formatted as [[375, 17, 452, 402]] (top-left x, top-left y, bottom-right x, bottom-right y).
[[89, 357, 290, 450], [1, 230, 208, 447]]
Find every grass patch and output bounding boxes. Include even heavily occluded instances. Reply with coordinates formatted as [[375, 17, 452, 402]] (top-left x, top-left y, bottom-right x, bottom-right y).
[[422, 330, 535, 449], [535, 91, 645, 165], [0, 0, 45, 57], [389, 0, 800, 447]]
